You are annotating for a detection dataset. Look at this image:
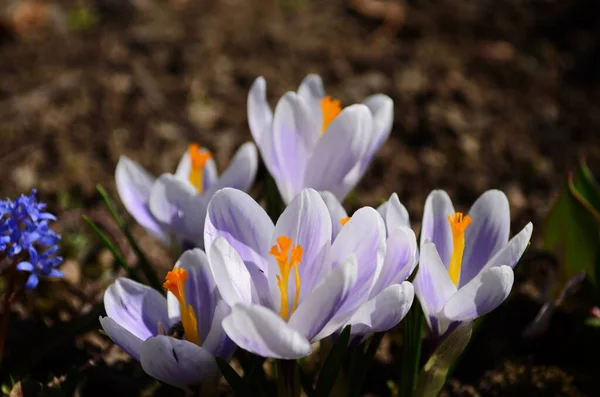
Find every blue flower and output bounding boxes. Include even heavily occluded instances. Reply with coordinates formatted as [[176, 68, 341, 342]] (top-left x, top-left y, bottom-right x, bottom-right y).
[[0, 189, 63, 289]]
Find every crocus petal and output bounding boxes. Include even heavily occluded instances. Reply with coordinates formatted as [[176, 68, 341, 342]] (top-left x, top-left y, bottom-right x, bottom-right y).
[[115, 156, 168, 243], [413, 242, 457, 334], [371, 226, 417, 298], [348, 281, 414, 335], [319, 191, 348, 242], [361, 94, 393, 168], [104, 278, 170, 341], [296, 73, 325, 127], [288, 255, 358, 342], [204, 143, 259, 197], [99, 316, 143, 361], [174, 148, 218, 192], [330, 207, 386, 320], [420, 190, 455, 268], [207, 237, 255, 307], [268, 189, 331, 314], [149, 174, 206, 247], [442, 265, 514, 321], [222, 303, 312, 359], [271, 92, 317, 203], [175, 249, 218, 341], [204, 188, 273, 305], [483, 222, 533, 272], [248, 77, 273, 147], [140, 336, 219, 390], [304, 104, 373, 201], [202, 300, 236, 360], [384, 193, 411, 234], [459, 190, 510, 287]]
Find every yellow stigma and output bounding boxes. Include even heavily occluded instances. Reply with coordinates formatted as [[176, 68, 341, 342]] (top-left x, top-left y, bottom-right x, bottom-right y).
[[269, 236, 303, 321], [163, 268, 200, 346], [320, 96, 342, 134], [340, 216, 351, 226], [447, 212, 472, 286], [188, 144, 212, 194]]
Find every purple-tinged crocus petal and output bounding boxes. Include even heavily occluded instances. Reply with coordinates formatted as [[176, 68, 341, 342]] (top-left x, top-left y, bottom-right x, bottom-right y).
[[413, 242, 457, 335], [288, 255, 358, 342], [268, 189, 331, 313], [319, 191, 348, 241], [483, 222, 533, 272], [348, 281, 414, 336], [330, 207, 385, 321], [204, 142, 259, 197], [384, 193, 411, 234], [459, 190, 510, 286], [248, 77, 273, 147], [360, 94, 393, 168], [174, 148, 218, 192], [223, 303, 312, 360], [205, 188, 273, 305], [99, 317, 143, 361], [420, 190, 455, 268], [104, 278, 170, 341], [202, 300, 236, 360], [304, 104, 373, 201], [149, 174, 207, 248], [207, 236, 255, 307], [442, 265, 514, 322], [176, 249, 218, 342], [115, 156, 168, 243], [271, 92, 317, 203], [371, 226, 417, 298], [296, 73, 325, 125], [140, 336, 219, 390]]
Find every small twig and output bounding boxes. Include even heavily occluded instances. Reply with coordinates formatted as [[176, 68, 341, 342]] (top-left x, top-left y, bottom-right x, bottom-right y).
[[348, 0, 406, 46]]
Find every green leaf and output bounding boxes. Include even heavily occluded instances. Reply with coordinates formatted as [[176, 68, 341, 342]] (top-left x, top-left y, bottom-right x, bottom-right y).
[[573, 159, 600, 213], [347, 332, 385, 397], [314, 325, 351, 397], [543, 166, 600, 286], [82, 215, 138, 281], [398, 299, 424, 397], [96, 185, 162, 292], [215, 357, 250, 397], [414, 322, 473, 397]]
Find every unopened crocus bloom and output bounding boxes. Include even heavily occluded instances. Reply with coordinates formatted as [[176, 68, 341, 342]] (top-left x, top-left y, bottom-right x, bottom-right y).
[[414, 190, 533, 336], [320, 192, 415, 339], [99, 249, 235, 390], [116, 142, 257, 249], [248, 74, 393, 204], [0, 189, 63, 289], [204, 188, 386, 359]]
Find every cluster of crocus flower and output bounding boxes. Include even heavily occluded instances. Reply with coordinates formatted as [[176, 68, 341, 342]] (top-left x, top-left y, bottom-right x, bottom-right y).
[[102, 74, 533, 391]]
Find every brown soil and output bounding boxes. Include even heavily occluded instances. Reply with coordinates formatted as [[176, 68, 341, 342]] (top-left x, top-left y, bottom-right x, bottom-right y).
[[1, 0, 600, 395]]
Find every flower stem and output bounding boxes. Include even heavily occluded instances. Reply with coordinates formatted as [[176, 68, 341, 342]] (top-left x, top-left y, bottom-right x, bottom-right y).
[[277, 360, 301, 397], [0, 260, 18, 367]]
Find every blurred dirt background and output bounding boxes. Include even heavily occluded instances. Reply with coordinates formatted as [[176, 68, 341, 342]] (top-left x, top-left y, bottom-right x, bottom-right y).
[[1, 0, 600, 396]]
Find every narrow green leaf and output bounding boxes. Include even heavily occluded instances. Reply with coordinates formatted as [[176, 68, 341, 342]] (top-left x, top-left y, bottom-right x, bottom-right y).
[[314, 325, 351, 397], [96, 185, 163, 292], [347, 332, 385, 397], [414, 322, 473, 397], [215, 357, 250, 397], [82, 215, 138, 281], [573, 159, 600, 213], [399, 300, 424, 397]]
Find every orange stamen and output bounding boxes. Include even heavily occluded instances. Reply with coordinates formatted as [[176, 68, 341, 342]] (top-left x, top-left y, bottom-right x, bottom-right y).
[[447, 212, 472, 286], [163, 268, 200, 345], [188, 144, 212, 194], [269, 236, 303, 321], [320, 96, 342, 134]]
